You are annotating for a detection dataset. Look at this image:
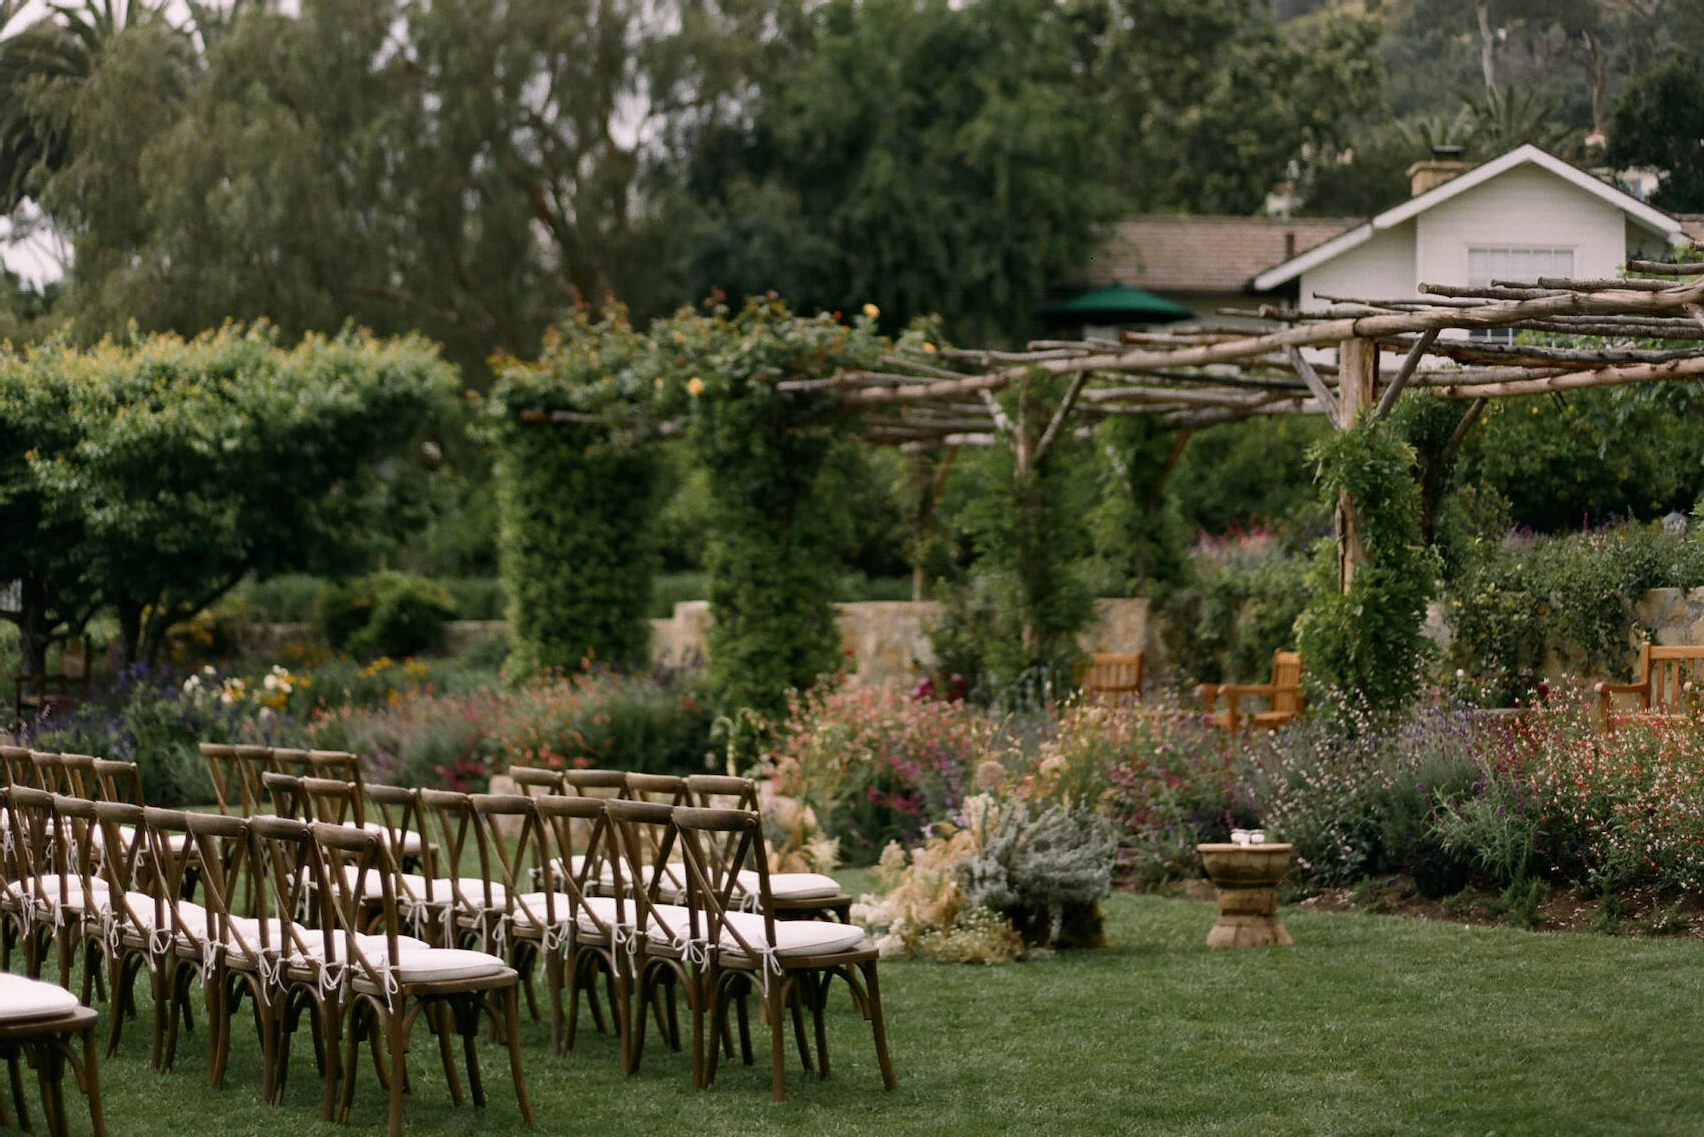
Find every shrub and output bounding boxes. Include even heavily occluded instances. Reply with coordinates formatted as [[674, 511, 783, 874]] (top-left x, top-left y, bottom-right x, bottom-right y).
[[760, 680, 995, 864], [319, 572, 457, 659], [1153, 532, 1311, 685], [491, 313, 665, 674]]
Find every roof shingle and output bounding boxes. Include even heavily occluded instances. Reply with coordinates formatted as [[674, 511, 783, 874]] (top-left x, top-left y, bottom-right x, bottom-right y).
[[1084, 215, 1359, 295]]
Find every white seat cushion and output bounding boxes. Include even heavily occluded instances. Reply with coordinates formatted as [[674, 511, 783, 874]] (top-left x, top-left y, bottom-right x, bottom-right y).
[[396, 875, 504, 906], [510, 891, 574, 928], [737, 870, 843, 901], [0, 974, 82, 1023], [6, 876, 109, 903], [385, 946, 511, 984], [720, 911, 866, 957]]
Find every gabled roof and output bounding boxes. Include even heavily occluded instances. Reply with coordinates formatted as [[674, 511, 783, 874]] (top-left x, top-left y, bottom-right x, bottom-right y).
[[1251, 144, 1687, 293], [1087, 216, 1357, 295]]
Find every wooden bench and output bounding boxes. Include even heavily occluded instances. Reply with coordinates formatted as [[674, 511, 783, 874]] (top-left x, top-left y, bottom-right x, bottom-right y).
[[1595, 642, 1704, 730], [1200, 650, 1303, 737], [11, 637, 91, 724], [1079, 652, 1145, 707]]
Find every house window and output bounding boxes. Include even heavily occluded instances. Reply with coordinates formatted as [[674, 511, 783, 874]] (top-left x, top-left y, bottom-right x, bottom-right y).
[[1468, 247, 1575, 342]]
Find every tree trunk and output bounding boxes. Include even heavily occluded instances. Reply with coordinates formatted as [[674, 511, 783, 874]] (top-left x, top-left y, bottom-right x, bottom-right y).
[[1582, 27, 1608, 137], [1475, 0, 1497, 94], [14, 577, 51, 679], [115, 591, 145, 671], [1336, 339, 1379, 592]]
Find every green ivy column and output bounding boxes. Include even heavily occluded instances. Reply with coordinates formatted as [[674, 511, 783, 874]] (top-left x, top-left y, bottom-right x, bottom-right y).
[[496, 422, 661, 673]]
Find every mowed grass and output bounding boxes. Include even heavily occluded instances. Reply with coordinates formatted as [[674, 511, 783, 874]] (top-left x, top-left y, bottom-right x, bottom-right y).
[[20, 883, 1704, 1137]]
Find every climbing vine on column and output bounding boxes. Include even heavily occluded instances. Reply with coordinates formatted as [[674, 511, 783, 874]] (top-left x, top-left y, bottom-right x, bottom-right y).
[[1296, 415, 1438, 713]]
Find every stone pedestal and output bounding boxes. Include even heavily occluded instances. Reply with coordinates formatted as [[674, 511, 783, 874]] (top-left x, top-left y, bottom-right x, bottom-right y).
[[1197, 843, 1294, 948]]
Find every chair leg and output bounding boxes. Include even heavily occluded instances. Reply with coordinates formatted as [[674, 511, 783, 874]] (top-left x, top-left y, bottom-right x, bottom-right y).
[[432, 1002, 464, 1107], [79, 1025, 106, 1137], [6, 1043, 28, 1132], [385, 1008, 407, 1137], [859, 960, 897, 1092], [545, 952, 565, 1058], [812, 972, 831, 1079], [318, 994, 342, 1124], [455, 997, 486, 1108], [501, 986, 534, 1126], [767, 980, 786, 1103], [789, 980, 812, 1073]]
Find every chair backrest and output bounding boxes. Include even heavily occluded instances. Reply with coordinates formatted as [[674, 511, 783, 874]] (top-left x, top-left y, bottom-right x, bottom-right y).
[[673, 805, 777, 958], [92, 800, 162, 949], [200, 744, 260, 816], [298, 776, 364, 828], [261, 771, 304, 819], [564, 769, 629, 797], [140, 807, 210, 957], [28, 751, 65, 794], [1081, 652, 1145, 706], [366, 783, 432, 870], [49, 793, 101, 904], [182, 810, 264, 957], [268, 748, 316, 779], [530, 794, 615, 939], [308, 750, 365, 794], [467, 793, 557, 934], [246, 814, 325, 962], [682, 775, 760, 892], [508, 766, 565, 799], [93, 759, 144, 805], [1270, 651, 1303, 715], [0, 745, 35, 788], [1645, 645, 1704, 712], [419, 788, 499, 914], [310, 821, 408, 984], [604, 798, 686, 944], [8, 786, 61, 898]]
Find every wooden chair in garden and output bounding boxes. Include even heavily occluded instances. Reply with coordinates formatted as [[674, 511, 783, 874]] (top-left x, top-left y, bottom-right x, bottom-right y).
[[1594, 643, 1704, 730], [91, 799, 187, 1067], [11, 636, 92, 725], [315, 822, 533, 1137], [0, 745, 37, 787], [1078, 652, 1145, 707], [529, 793, 624, 1059], [466, 792, 559, 1023], [674, 805, 895, 1101], [91, 760, 144, 806], [683, 775, 850, 923], [1200, 650, 1303, 737], [0, 973, 106, 1137], [199, 744, 263, 817]]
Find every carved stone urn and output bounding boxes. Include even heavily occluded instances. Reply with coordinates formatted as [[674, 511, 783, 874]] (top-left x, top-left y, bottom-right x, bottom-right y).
[[1196, 842, 1294, 948]]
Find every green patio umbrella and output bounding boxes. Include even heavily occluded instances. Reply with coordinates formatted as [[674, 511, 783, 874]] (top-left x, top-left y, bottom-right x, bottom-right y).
[[1037, 284, 1193, 326]]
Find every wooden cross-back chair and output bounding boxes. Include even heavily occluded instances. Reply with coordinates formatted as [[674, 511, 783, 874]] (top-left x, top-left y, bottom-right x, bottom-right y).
[[313, 821, 533, 1137], [1078, 652, 1145, 707], [261, 771, 305, 820], [133, 807, 216, 1076], [89, 799, 182, 1069], [674, 805, 894, 1101], [1200, 650, 1304, 737], [602, 797, 699, 1080], [29, 753, 96, 800], [466, 794, 564, 1030], [41, 794, 105, 1004], [1595, 643, 1704, 730], [528, 793, 622, 1059], [0, 970, 108, 1137], [177, 809, 273, 1093], [623, 774, 689, 901], [364, 783, 433, 878], [683, 775, 851, 923], [417, 789, 510, 956]]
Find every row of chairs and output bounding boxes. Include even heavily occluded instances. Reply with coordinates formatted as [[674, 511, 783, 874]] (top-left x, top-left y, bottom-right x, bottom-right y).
[[4, 745, 895, 1119]]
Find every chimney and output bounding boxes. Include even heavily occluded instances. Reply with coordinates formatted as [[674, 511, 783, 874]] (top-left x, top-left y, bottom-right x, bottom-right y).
[[1406, 145, 1472, 197], [1283, 231, 1297, 259]]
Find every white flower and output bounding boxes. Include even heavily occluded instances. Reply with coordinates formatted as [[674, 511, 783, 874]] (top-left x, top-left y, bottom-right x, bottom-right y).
[[258, 706, 273, 720], [263, 674, 279, 690], [182, 676, 201, 693], [202, 665, 216, 676], [1456, 669, 1465, 679]]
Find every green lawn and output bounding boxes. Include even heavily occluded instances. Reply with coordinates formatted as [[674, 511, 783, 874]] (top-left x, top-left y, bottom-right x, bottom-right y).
[[23, 887, 1704, 1137]]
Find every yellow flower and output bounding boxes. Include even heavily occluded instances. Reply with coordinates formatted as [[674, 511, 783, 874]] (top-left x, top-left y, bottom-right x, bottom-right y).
[[862, 303, 879, 319], [686, 376, 705, 397], [922, 342, 937, 354]]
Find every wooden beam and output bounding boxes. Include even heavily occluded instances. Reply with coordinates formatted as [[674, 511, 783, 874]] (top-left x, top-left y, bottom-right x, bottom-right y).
[[1286, 346, 1340, 427], [1627, 260, 1704, 276], [1374, 328, 1438, 419], [842, 281, 1704, 407], [1430, 354, 1704, 398], [1336, 337, 1378, 593]]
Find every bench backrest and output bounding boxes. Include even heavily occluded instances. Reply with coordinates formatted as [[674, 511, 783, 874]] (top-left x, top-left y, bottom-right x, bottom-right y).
[[1641, 644, 1704, 712], [1269, 651, 1303, 715], [1081, 652, 1144, 706]]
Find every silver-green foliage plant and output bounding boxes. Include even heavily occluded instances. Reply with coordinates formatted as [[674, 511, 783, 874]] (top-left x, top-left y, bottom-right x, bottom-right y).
[[958, 800, 1117, 946]]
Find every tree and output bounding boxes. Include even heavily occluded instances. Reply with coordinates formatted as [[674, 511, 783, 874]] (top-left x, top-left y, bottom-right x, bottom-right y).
[[4, 325, 457, 667], [680, 0, 1119, 346], [1606, 55, 1704, 212]]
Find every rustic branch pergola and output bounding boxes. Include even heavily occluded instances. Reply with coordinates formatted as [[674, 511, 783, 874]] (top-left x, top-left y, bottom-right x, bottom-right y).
[[801, 264, 1704, 589]]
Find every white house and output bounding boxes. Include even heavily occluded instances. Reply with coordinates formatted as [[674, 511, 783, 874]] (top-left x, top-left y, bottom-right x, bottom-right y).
[[1251, 144, 1689, 308]]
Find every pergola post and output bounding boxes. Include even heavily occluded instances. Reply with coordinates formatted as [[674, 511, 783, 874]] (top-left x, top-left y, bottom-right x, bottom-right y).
[[1335, 337, 1378, 591]]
